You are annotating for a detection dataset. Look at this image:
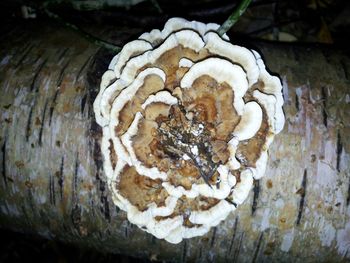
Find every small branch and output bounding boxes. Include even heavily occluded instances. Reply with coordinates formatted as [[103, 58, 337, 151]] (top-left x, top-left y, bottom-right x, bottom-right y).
[[43, 5, 121, 52], [218, 0, 252, 36]]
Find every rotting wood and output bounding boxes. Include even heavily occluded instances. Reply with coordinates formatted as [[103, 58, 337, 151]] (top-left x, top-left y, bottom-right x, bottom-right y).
[[0, 21, 349, 262]]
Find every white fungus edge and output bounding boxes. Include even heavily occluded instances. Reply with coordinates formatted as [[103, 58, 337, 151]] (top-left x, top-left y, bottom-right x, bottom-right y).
[[189, 200, 236, 226], [121, 30, 205, 84], [93, 70, 117, 126], [115, 191, 180, 239], [230, 169, 254, 205], [180, 57, 248, 115], [251, 49, 285, 134], [162, 165, 236, 199], [109, 162, 182, 240], [178, 57, 194, 68], [138, 17, 229, 48], [233, 101, 263, 141], [141, 90, 178, 109], [204, 32, 260, 86], [121, 112, 167, 180], [101, 126, 115, 180], [164, 224, 210, 244], [111, 39, 153, 78], [108, 67, 166, 166]]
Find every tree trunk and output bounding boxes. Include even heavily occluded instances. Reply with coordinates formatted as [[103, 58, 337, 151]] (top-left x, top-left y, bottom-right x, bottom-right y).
[[0, 20, 349, 262]]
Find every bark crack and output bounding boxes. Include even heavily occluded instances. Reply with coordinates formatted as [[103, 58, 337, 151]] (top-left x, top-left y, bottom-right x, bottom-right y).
[[233, 232, 244, 261], [58, 156, 64, 201], [49, 88, 60, 126], [210, 226, 217, 248], [227, 217, 239, 256], [14, 44, 33, 69], [336, 130, 343, 172], [56, 47, 69, 63], [81, 94, 88, 115], [321, 86, 328, 128], [252, 232, 264, 263], [76, 56, 93, 81], [295, 92, 300, 112], [251, 180, 260, 216], [347, 178, 350, 206], [25, 106, 34, 142], [296, 169, 307, 225], [30, 59, 47, 92], [38, 100, 48, 146], [49, 174, 56, 205], [1, 139, 7, 188], [56, 60, 70, 87], [182, 240, 188, 263]]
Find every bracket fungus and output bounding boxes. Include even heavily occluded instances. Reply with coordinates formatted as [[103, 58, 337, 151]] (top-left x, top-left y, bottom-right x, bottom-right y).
[[93, 17, 285, 244]]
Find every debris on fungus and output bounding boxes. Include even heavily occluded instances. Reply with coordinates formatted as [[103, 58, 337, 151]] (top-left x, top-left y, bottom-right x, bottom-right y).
[[93, 17, 285, 244]]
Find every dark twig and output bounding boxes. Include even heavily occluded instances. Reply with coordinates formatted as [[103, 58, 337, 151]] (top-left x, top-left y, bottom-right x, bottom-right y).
[[42, 4, 121, 52], [218, 0, 252, 36]]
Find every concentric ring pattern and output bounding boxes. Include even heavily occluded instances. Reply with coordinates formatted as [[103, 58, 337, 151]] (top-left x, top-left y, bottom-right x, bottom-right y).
[[93, 18, 284, 244]]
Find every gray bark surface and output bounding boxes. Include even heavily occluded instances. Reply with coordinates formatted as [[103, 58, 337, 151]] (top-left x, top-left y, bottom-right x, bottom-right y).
[[0, 21, 349, 262]]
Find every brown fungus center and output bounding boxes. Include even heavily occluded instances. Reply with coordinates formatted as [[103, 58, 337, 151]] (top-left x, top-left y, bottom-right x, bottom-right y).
[[156, 104, 221, 187], [117, 47, 270, 227], [118, 165, 169, 211], [128, 48, 242, 189]]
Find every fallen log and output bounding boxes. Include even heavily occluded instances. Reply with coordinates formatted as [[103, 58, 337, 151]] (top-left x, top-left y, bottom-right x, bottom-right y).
[[0, 20, 349, 262]]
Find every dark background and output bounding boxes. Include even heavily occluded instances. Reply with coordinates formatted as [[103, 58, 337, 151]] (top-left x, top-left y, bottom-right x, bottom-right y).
[[1, 0, 349, 262], [2, 0, 350, 47]]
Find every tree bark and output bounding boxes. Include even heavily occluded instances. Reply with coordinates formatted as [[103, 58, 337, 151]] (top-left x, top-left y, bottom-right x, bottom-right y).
[[0, 20, 349, 262]]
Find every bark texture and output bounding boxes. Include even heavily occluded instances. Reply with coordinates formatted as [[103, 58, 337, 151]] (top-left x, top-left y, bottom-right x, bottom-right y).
[[0, 20, 350, 262]]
